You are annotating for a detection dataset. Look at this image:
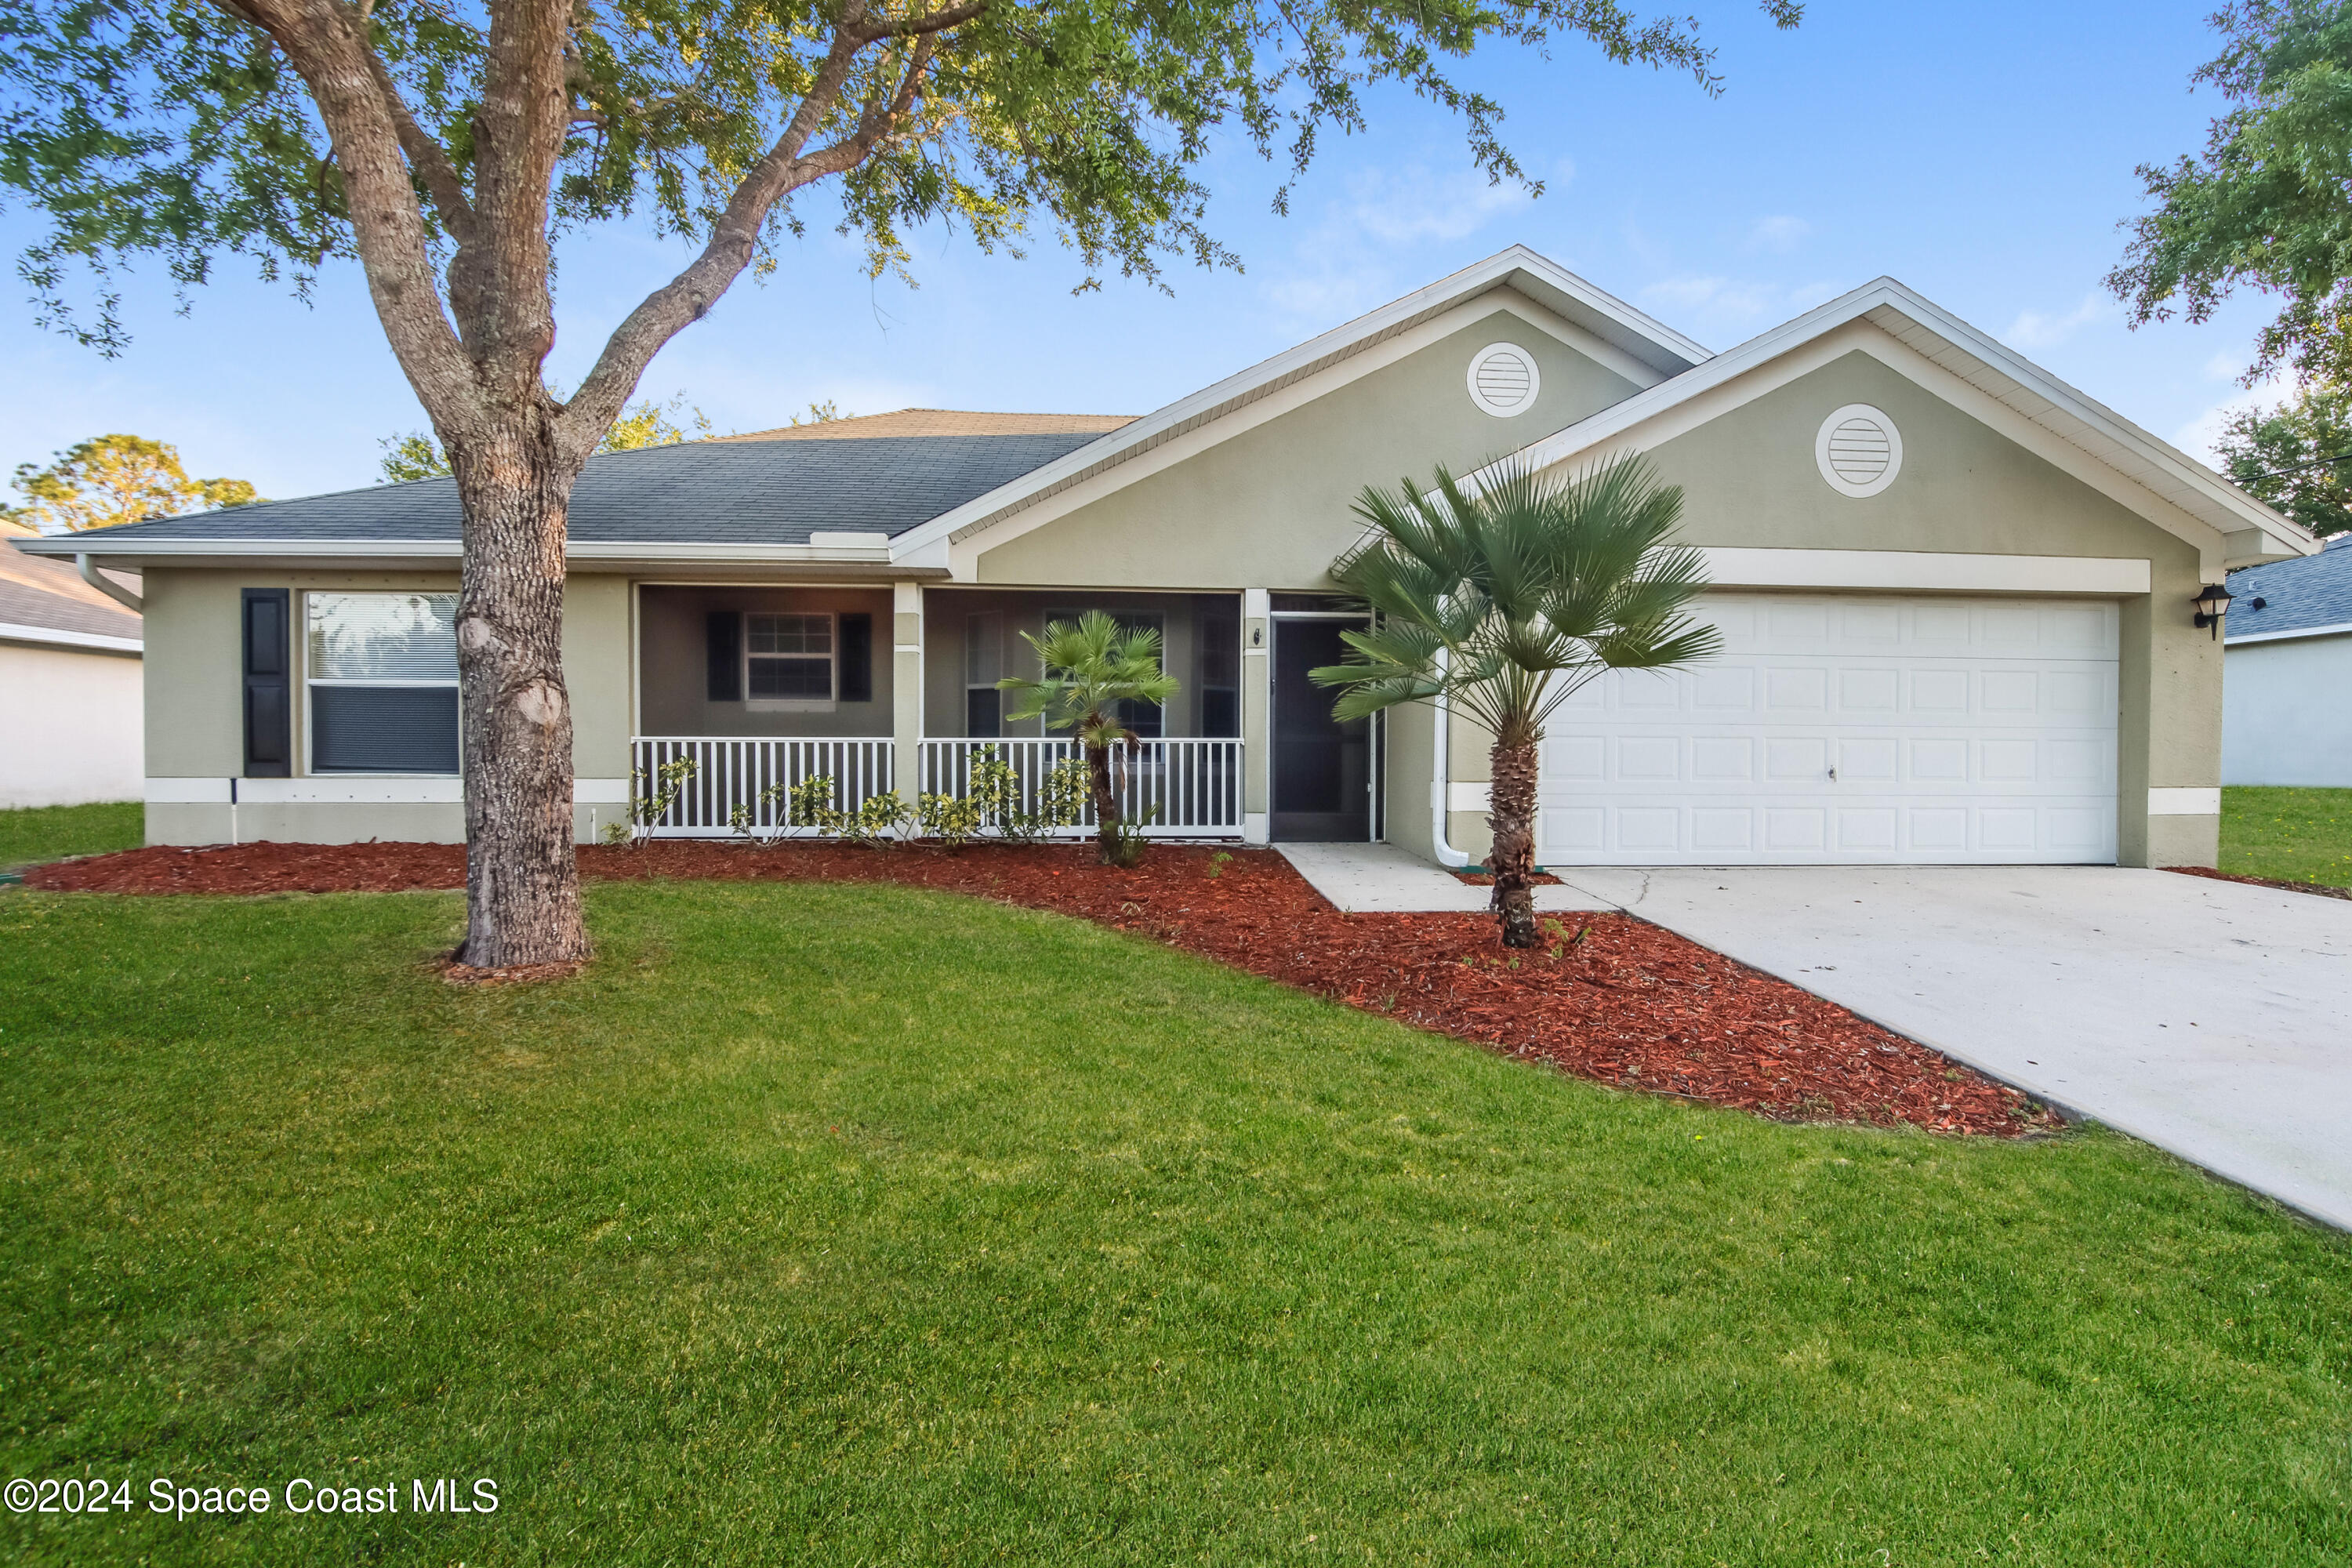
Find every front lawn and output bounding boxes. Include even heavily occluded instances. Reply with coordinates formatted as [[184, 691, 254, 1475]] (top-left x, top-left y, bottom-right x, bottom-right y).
[[2, 881, 2347, 1564], [2222, 785, 2352, 889], [0, 800, 140, 872]]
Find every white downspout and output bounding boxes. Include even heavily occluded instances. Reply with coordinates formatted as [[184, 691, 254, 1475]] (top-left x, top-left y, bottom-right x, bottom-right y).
[[1428, 650, 1471, 868], [77, 554, 143, 613]]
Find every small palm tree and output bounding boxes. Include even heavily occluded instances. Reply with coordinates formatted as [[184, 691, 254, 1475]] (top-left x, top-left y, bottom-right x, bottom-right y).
[[1000, 610, 1181, 866], [1315, 455, 1719, 948]]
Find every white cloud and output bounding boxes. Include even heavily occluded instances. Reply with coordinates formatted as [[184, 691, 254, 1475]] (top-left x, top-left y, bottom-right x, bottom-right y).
[[1340, 164, 1533, 245], [2174, 375, 2286, 463], [2003, 292, 2115, 351], [1636, 274, 1842, 335], [1256, 163, 1537, 328], [1745, 215, 1809, 255], [2204, 348, 2251, 383]]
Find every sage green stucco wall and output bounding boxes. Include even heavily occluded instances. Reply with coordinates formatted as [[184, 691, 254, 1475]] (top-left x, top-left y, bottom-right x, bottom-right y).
[[140, 567, 632, 845], [1436, 350, 2221, 866], [975, 299, 1642, 590]]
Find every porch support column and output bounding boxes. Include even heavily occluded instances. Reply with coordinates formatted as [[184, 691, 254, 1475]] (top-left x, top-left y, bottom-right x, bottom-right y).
[[1242, 588, 1270, 844], [893, 582, 924, 799]]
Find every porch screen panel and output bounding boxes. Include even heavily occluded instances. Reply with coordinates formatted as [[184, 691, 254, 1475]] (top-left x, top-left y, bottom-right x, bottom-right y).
[[839, 613, 873, 702], [307, 592, 461, 773], [965, 612, 1003, 737]]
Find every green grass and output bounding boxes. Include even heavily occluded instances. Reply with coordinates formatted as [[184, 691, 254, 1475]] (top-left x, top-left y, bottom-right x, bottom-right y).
[[0, 800, 141, 872], [2222, 786, 2352, 890], [0, 882, 2346, 1565]]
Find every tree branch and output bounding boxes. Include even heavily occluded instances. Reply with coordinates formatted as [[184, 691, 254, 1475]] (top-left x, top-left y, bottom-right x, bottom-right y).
[[561, 2, 982, 457], [233, 0, 477, 427]]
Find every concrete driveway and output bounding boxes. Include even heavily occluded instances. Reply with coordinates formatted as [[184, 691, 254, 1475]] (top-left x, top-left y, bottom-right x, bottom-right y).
[[1553, 866, 2352, 1231]]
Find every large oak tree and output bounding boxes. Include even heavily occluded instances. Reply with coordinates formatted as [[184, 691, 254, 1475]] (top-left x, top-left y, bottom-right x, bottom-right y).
[[0, 0, 1798, 968]]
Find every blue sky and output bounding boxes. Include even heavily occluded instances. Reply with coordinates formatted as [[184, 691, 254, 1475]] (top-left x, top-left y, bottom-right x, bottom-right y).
[[0, 0, 2293, 503]]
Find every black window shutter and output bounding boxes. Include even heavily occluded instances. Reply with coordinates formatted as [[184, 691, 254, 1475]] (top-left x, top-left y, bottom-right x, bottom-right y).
[[241, 588, 291, 777], [706, 611, 742, 702], [839, 612, 873, 702]]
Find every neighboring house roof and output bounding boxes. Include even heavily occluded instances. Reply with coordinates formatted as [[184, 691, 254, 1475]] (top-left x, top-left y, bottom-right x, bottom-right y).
[[0, 530, 142, 653], [2226, 533, 2352, 644], [1477, 277, 2317, 572], [37, 416, 1121, 556], [710, 408, 1135, 443]]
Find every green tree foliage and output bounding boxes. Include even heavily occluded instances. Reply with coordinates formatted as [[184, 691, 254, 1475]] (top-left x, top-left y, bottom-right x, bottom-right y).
[[0, 0, 1799, 355], [2215, 380, 2352, 535], [1000, 610, 1180, 866], [1316, 456, 1716, 947], [378, 394, 718, 482], [4, 433, 259, 532], [2110, 1, 2352, 384]]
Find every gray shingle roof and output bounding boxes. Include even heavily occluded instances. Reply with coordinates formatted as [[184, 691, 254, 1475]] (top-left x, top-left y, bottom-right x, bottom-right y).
[[0, 536, 141, 642], [68, 428, 1116, 547], [2227, 535, 2352, 641]]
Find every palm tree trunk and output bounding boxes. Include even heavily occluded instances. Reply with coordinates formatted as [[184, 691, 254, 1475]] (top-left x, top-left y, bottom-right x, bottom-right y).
[[1086, 741, 1123, 864], [1487, 738, 1541, 949]]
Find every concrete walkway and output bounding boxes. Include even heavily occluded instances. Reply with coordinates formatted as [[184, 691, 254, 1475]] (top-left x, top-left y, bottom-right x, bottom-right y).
[[1277, 843, 1616, 914], [1555, 866, 2352, 1231]]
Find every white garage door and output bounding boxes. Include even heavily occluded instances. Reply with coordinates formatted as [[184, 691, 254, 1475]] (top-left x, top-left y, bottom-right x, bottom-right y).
[[1537, 593, 2119, 866]]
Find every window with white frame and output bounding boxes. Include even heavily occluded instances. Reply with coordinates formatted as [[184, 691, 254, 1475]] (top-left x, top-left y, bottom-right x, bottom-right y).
[[306, 592, 460, 773], [746, 612, 834, 701]]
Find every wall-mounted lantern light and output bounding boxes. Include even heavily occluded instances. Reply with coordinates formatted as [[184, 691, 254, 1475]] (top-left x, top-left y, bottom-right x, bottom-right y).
[[2193, 583, 2235, 639]]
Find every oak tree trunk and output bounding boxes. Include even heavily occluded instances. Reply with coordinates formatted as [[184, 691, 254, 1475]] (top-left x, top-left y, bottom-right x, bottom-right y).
[[1487, 738, 1541, 949], [1086, 737, 1124, 864], [449, 416, 590, 968]]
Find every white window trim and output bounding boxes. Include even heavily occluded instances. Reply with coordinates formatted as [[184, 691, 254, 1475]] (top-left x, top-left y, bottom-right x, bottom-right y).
[[302, 590, 463, 778], [744, 609, 837, 711]]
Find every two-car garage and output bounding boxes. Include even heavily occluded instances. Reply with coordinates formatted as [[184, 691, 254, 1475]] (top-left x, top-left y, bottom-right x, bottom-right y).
[[1536, 593, 2120, 866]]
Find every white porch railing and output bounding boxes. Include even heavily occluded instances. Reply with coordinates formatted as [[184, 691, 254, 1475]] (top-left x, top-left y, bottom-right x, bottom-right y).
[[918, 737, 1245, 837], [630, 737, 894, 837]]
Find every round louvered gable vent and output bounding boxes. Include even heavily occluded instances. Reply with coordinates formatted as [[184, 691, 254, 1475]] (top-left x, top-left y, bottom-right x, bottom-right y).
[[1467, 343, 1541, 417], [1814, 405, 1904, 498]]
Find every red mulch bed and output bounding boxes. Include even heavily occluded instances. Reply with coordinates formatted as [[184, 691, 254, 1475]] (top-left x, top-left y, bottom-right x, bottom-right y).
[[2165, 865, 2352, 902], [26, 841, 2055, 1137]]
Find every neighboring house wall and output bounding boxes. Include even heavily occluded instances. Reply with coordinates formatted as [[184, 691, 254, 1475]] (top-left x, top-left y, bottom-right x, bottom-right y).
[[140, 568, 632, 845], [2223, 633, 2352, 786], [972, 299, 1645, 590], [0, 641, 143, 808]]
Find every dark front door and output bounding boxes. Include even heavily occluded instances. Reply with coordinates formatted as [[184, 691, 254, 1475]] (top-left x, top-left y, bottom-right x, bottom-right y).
[[1272, 618, 1370, 841]]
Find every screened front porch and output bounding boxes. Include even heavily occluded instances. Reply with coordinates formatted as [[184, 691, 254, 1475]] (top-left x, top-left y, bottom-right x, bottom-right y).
[[629, 585, 1247, 838]]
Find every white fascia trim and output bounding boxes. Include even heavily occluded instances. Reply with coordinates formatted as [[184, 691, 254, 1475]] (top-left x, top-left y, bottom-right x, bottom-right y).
[[2226, 619, 2352, 647], [2148, 786, 2222, 816], [887, 249, 1708, 569], [928, 293, 1611, 579], [24, 538, 901, 568], [0, 619, 143, 654], [18, 537, 458, 562], [1698, 548, 2151, 595], [1487, 278, 2318, 564]]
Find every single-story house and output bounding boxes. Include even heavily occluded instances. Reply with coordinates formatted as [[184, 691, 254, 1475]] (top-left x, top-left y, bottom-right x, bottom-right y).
[[2222, 532, 2352, 787], [22, 246, 2318, 868], [2, 517, 143, 809]]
